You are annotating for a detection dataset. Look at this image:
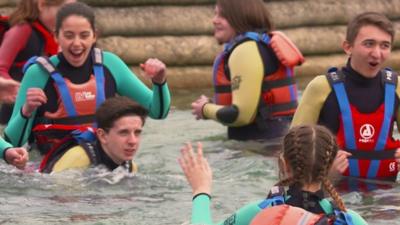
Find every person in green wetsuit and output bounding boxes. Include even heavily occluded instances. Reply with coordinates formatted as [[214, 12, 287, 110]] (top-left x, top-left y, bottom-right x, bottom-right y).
[[39, 96, 147, 173], [178, 125, 367, 225], [2, 2, 170, 155], [191, 0, 303, 141]]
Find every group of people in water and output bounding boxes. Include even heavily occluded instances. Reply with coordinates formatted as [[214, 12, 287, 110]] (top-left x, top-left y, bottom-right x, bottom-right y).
[[0, 0, 399, 224]]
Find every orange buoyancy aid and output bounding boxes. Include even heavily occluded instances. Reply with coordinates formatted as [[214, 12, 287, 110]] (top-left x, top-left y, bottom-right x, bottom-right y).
[[24, 48, 106, 154], [212, 31, 304, 119], [251, 186, 355, 225]]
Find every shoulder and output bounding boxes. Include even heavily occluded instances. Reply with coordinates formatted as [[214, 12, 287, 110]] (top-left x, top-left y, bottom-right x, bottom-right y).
[[228, 40, 263, 68], [304, 75, 332, 95], [52, 145, 91, 173], [102, 50, 124, 64], [8, 23, 32, 34], [230, 40, 259, 56], [345, 209, 368, 225], [24, 55, 59, 77]]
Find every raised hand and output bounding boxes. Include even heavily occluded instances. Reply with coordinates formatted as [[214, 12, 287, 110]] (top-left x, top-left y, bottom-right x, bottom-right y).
[[140, 58, 167, 84], [178, 142, 212, 196]]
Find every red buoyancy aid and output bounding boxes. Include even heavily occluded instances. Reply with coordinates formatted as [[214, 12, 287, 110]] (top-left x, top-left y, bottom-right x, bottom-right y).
[[327, 68, 399, 179], [12, 20, 58, 69], [0, 15, 9, 43], [336, 104, 400, 178], [31, 20, 58, 55], [213, 31, 303, 119]]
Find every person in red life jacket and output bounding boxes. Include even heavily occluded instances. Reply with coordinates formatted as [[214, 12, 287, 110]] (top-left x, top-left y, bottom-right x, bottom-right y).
[[191, 0, 304, 141], [178, 125, 367, 225], [291, 12, 400, 181], [39, 96, 147, 173], [0, 0, 76, 125], [3, 2, 170, 156]]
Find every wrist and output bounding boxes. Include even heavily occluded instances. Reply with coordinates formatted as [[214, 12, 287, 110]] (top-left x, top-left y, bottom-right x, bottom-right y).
[[192, 192, 211, 201], [152, 77, 166, 85], [21, 106, 30, 118], [200, 103, 208, 119], [3, 148, 10, 164]]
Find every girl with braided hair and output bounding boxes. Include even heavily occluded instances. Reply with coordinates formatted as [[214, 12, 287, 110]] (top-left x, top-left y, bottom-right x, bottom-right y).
[[178, 125, 367, 225]]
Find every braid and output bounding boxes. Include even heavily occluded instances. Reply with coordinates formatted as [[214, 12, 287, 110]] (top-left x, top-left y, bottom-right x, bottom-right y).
[[275, 177, 294, 187], [322, 177, 346, 212], [281, 125, 345, 212]]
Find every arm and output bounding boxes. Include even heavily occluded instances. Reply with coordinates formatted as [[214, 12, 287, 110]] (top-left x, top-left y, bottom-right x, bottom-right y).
[[192, 195, 263, 225], [0, 24, 32, 79], [202, 41, 264, 126], [178, 142, 263, 225], [103, 52, 170, 119], [347, 209, 368, 225], [4, 62, 50, 147], [52, 146, 91, 173], [290, 75, 332, 127]]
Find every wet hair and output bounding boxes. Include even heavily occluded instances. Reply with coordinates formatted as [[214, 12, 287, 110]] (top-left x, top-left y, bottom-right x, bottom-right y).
[[216, 0, 273, 34], [55, 2, 95, 35], [275, 125, 346, 211], [95, 96, 148, 133], [346, 12, 395, 44], [9, 0, 67, 26]]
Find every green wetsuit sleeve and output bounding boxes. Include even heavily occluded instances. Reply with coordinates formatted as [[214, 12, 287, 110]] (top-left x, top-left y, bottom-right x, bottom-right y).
[[347, 209, 368, 225], [203, 41, 264, 126], [102, 51, 170, 119], [290, 75, 332, 127], [4, 59, 52, 147], [192, 195, 263, 225], [0, 140, 13, 159]]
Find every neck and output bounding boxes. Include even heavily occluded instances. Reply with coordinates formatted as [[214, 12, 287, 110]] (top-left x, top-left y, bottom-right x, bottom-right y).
[[101, 144, 123, 165], [301, 183, 322, 192]]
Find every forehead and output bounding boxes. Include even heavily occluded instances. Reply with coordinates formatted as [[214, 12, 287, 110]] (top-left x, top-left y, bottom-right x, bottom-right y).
[[354, 25, 392, 43], [60, 15, 91, 29], [110, 116, 143, 130]]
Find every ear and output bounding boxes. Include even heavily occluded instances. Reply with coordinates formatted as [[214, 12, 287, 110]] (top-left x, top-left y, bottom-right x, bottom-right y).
[[342, 40, 352, 56], [96, 128, 107, 144]]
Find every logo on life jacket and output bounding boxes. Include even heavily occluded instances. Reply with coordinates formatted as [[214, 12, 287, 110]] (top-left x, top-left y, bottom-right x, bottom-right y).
[[359, 124, 375, 143], [75, 91, 96, 102], [389, 161, 396, 172]]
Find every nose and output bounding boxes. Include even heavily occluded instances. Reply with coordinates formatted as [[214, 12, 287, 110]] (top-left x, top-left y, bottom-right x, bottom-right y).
[[212, 14, 219, 26], [127, 132, 138, 145], [72, 36, 81, 46], [370, 45, 381, 58]]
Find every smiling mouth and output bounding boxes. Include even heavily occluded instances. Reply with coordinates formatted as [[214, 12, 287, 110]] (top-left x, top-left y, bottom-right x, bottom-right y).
[[70, 50, 84, 58]]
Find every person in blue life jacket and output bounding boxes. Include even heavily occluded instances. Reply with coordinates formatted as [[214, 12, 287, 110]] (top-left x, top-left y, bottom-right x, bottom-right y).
[[3, 2, 170, 156], [0, 0, 76, 124], [178, 125, 367, 225], [291, 12, 400, 181], [191, 0, 304, 141], [39, 96, 147, 173]]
